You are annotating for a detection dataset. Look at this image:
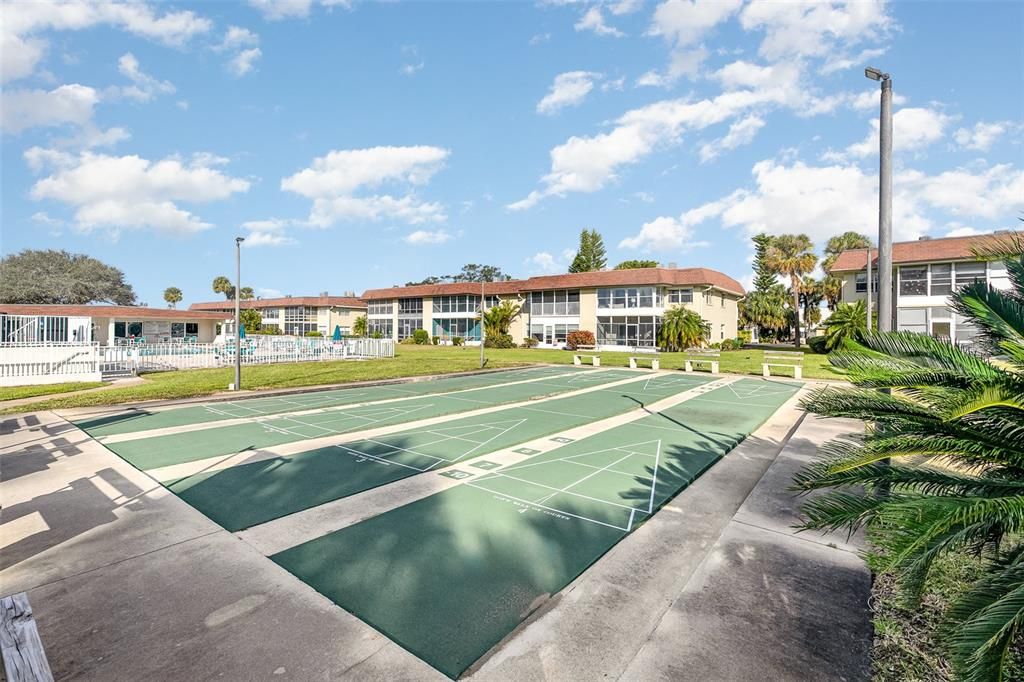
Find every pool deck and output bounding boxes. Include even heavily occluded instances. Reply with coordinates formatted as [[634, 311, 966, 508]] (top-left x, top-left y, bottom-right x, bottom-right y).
[[0, 382, 870, 681]]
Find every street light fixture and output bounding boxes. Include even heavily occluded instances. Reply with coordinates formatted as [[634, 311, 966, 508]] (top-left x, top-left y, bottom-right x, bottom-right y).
[[865, 65, 893, 332], [233, 236, 244, 390]]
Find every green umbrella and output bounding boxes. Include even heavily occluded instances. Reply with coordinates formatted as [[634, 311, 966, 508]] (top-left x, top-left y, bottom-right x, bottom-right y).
[[333, 325, 342, 341]]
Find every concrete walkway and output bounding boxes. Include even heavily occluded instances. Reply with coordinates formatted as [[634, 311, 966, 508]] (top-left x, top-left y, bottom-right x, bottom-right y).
[[0, 388, 871, 681]]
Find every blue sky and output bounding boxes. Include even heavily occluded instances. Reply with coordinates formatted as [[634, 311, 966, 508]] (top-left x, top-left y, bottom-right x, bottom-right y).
[[2, 0, 1022, 306]]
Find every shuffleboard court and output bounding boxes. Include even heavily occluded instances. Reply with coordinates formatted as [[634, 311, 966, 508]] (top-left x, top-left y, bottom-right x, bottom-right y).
[[271, 378, 801, 678], [75, 366, 585, 437], [167, 373, 715, 531], [104, 369, 638, 471]]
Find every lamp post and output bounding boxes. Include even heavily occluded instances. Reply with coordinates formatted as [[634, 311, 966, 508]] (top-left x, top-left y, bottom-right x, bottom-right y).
[[866, 246, 873, 331], [865, 66, 893, 332], [234, 236, 244, 390]]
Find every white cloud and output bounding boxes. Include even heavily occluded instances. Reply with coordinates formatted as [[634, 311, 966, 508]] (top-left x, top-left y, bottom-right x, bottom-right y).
[[575, 7, 624, 37], [849, 88, 907, 111], [229, 48, 263, 76], [242, 219, 296, 246], [537, 71, 602, 115], [26, 148, 250, 235], [219, 26, 260, 51], [529, 32, 552, 46], [117, 52, 175, 101], [282, 146, 451, 227], [247, 0, 350, 20], [400, 45, 424, 76], [1, 84, 99, 134], [510, 62, 807, 209], [646, 159, 1024, 247], [954, 121, 1010, 152], [610, 0, 643, 14], [602, 76, 626, 92], [258, 287, 283, 298], [1, 0, 212, 83], [699, 114, 765, 162], [404, 229, 452, 245], [646, 0, 742, 83], [820, 46, 888, 75], [620, 193, 739, 251], [526, 248, 575, 274], [739, 0, 892, 62], [635, 70, 669, 88], [845, 107, 953, 158]]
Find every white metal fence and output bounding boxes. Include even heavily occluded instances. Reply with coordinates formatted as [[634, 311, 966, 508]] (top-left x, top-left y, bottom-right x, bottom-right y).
[[0, 337, 395, 386]]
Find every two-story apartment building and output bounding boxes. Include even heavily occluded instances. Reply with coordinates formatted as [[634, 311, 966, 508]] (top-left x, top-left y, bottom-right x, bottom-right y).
[[829, 232, 1017, 345], [361, 267, 744, 350], [189, 295, 366, 336]]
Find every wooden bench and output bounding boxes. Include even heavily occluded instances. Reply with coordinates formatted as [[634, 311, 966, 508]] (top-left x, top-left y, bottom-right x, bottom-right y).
[[684, 348, 720, 374], [763, 350, 803, 379], [573, 345, 601, 367], [629, 353, 660, 370]]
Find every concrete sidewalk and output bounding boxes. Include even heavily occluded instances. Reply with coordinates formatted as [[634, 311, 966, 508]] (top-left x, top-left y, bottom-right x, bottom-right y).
[[0, 395, 871, 681]]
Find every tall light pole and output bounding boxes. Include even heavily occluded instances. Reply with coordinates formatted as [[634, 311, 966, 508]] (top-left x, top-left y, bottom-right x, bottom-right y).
[[479, 280, 486, 369], [866, 245, 873, 331], [865, 66, 893, 332], [234, 236, 244, 390]]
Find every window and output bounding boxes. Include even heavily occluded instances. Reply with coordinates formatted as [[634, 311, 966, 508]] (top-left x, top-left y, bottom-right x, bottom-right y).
[[398, 298, 422, 315], [704, 290, 713, 305], [596, 315, 660, 347], [368, 300, 393, 316], [955, 261, 986, 289], [284, 305, 318, 336], [171, 322, 185, 338], [896, 308, 927, 334], [721, 295, 726, 308], [368, 319, 392, 338], [433, 317, 480, 341], [854, 272, 879, 293], [597, 287, 659, 310], [668, 289, 693, 304], [396, 318, 423, 340], [185, 322, 199, 335], [899, 266, 927, 296], [528, 290, 580, 316], [433, 295, 489, 314], [929, 264, 952, 296]]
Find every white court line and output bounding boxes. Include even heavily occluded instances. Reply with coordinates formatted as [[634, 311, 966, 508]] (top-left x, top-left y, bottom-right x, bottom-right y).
[[464, 482, 633, 532], [534, 450, 636, 505], [335, 445, 442, 472], [472, 472, 642, 512], [495, 441, 659, 475]]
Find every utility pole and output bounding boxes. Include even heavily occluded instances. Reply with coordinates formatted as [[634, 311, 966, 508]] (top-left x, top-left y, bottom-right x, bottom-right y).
[[234, 236, 244, 390], [866, 246, 873, 331], [479, 280, 486, 369], [866, 66, 894, 331]]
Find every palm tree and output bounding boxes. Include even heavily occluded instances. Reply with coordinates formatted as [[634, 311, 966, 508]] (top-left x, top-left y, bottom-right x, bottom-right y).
[[163, 286, 182, 309], [478, 299, 522, 339], [658, 307, 709, 351], [823, 232, 872, 310], [353, 315, 368, 337], [820, 300, 869, 350], [212, 275, 233, 300], [765, 234, 818, 348], [793, 234, 1024, 681]]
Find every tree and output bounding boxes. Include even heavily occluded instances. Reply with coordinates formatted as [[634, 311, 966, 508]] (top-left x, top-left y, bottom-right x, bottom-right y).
[[764, 234, 818, 348], [740, 234, 788, 340], [478, 298, 522, 339], [658, 307, 709, 351], [452, 264, 512, 282], [353, 315, 368, 337], [793, 234, 1024, 681], [239, 308, 261, 333], [163, 287, 183, 309], [569, 229, 607, 273], [239, 287, 255, 300], [0, 249, 136, 305], [615, 259, 659, 270], [822, 231, 872, 310], [798, 276, 824, 328], [212, 276, 234, 300], [820, 300, 869, 350]]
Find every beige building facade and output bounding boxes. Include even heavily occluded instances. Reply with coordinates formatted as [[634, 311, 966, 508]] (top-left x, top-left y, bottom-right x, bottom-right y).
[[362, 267, 744, 350], [190, 296, 367, 336]]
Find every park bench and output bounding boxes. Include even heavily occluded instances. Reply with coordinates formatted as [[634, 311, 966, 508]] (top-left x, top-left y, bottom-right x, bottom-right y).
[[762, 350, 803, 379], [628, 347, 660, 370], [573, 344, 601, 367], [684, 348, 719, 374]]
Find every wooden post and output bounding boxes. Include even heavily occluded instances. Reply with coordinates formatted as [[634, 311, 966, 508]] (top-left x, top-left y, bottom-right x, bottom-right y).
[[1, 593, 53, 682]]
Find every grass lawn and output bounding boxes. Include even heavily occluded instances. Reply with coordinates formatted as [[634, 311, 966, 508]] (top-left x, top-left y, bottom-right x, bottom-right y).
[[0, 381, 107, 403], [1, 344, 842, 414]]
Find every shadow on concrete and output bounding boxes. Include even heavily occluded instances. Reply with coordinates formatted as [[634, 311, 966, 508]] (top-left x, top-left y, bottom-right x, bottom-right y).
[[1, 467, 152, 572]]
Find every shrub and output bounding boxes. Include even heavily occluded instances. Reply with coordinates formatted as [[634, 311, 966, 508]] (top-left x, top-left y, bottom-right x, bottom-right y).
[[399, 336, 417, 344], [737, 329, 752, 343], [371, 331, 384, 339], [412, 329, 430, 345], [708, 341, 721, 349], [807, 335, 828, 354], [521, 337, 539, 348], [432, 336, 440, 345], [719, 339, 736, 351], [255, 324, 282, 335], [304, 330, 323, 337], [566, 330, 596, 350], [484, 333, 515, 349], [452, 336, 464, 347]]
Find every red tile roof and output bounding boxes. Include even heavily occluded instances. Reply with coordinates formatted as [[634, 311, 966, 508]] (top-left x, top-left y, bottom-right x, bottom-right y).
[[829, 231, 1022, 272], [0, 304, 229, 320], [361, 268, 745, 299], [189, 296, 366, 311], [361, 281, 524, 299]]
